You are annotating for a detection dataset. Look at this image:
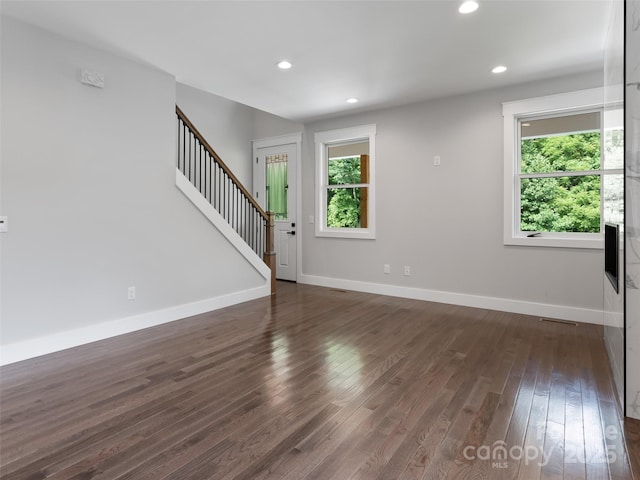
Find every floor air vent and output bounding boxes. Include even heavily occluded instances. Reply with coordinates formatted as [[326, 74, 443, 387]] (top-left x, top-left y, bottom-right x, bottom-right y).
[[540, 318, 578, 326]]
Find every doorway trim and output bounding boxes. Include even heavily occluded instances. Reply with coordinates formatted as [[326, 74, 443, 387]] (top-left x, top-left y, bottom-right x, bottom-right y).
[[252, 132, 302, 282]]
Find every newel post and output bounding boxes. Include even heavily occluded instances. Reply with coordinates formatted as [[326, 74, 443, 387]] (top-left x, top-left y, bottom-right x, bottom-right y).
[[264, 211, 276, 294]]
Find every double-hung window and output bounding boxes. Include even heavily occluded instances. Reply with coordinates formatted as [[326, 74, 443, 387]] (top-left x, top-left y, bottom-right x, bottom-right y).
[[503, 88, 623, 248], [315, 125, 376, 239]]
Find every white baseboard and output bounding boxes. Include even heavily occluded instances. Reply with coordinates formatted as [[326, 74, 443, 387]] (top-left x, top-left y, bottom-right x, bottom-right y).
[[298, 274, 603, 325], [0, 285, 270, 366], [3, 275, 602, 366]]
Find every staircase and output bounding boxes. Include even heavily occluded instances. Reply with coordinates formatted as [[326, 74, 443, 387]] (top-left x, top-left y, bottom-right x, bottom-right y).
[[175, 106, 276, 293]]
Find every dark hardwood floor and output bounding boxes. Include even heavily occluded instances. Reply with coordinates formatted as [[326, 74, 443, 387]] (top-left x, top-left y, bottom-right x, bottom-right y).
[[1, 282, 638, 479]]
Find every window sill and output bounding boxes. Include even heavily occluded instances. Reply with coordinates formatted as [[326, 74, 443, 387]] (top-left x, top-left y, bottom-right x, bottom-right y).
[[505, 234, 603, 249], [316, 227, 376, 240]]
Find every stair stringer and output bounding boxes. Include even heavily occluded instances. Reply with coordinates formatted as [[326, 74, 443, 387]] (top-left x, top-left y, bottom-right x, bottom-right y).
[[175, 169, 272, 289]]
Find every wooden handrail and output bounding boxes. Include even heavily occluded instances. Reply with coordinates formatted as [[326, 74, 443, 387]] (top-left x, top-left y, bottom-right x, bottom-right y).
[[176, 105, 268, 221]]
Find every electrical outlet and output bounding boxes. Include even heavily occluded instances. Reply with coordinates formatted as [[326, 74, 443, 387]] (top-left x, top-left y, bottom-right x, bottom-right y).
[[128, 286, 136, 300], [383, 264, 391, 274], [403, 266, 411, 276], [433, 155, 441, 166]]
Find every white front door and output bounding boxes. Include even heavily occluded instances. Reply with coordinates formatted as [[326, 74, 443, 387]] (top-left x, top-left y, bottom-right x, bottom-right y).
[[254, 142, 297, 281]]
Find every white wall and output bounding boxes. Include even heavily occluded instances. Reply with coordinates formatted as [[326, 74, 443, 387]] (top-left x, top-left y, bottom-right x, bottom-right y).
[[252, 108, 304, 141], [0, 17, 266, 359], [176, 83, 254, 188], [300, 71, 605, 322]]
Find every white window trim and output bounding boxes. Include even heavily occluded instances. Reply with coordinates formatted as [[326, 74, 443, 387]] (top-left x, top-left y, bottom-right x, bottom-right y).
[[503, 87, 612, 249], [315, 124, 376, 239]]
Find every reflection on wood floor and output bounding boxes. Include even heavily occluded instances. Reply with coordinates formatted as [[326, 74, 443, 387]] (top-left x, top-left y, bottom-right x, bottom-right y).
[[1, 282, 638, 479]]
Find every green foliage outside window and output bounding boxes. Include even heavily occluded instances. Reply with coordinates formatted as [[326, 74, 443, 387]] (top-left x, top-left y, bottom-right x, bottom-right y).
[[520, 132, 601, 233], [327, 157, 363, 228], [327, 188, 362, 228]]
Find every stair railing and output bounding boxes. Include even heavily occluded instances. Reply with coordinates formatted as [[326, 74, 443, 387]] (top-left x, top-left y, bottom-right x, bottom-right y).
[[176, 106, 276, 293]]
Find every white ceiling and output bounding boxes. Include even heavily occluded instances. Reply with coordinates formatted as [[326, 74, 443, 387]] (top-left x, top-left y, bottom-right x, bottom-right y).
[[1, 0, 612, 123]]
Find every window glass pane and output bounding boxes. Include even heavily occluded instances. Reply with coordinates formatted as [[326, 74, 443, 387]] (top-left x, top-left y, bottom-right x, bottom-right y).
[[326, 187, 368, 228], [603, 125, 624, 170], [520, 132, 601, 174], [328, 140, 369, 186], [520, 175, 601, 233], [603, 174, 624, 224], [266, 153, 288, 221]]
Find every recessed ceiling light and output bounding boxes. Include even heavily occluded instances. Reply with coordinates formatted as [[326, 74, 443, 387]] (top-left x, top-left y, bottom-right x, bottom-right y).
[[346, 98, 359, 104], [459, 1, 479, 14], [277, 60, 292, 70], [492, 65, 507, 74]]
